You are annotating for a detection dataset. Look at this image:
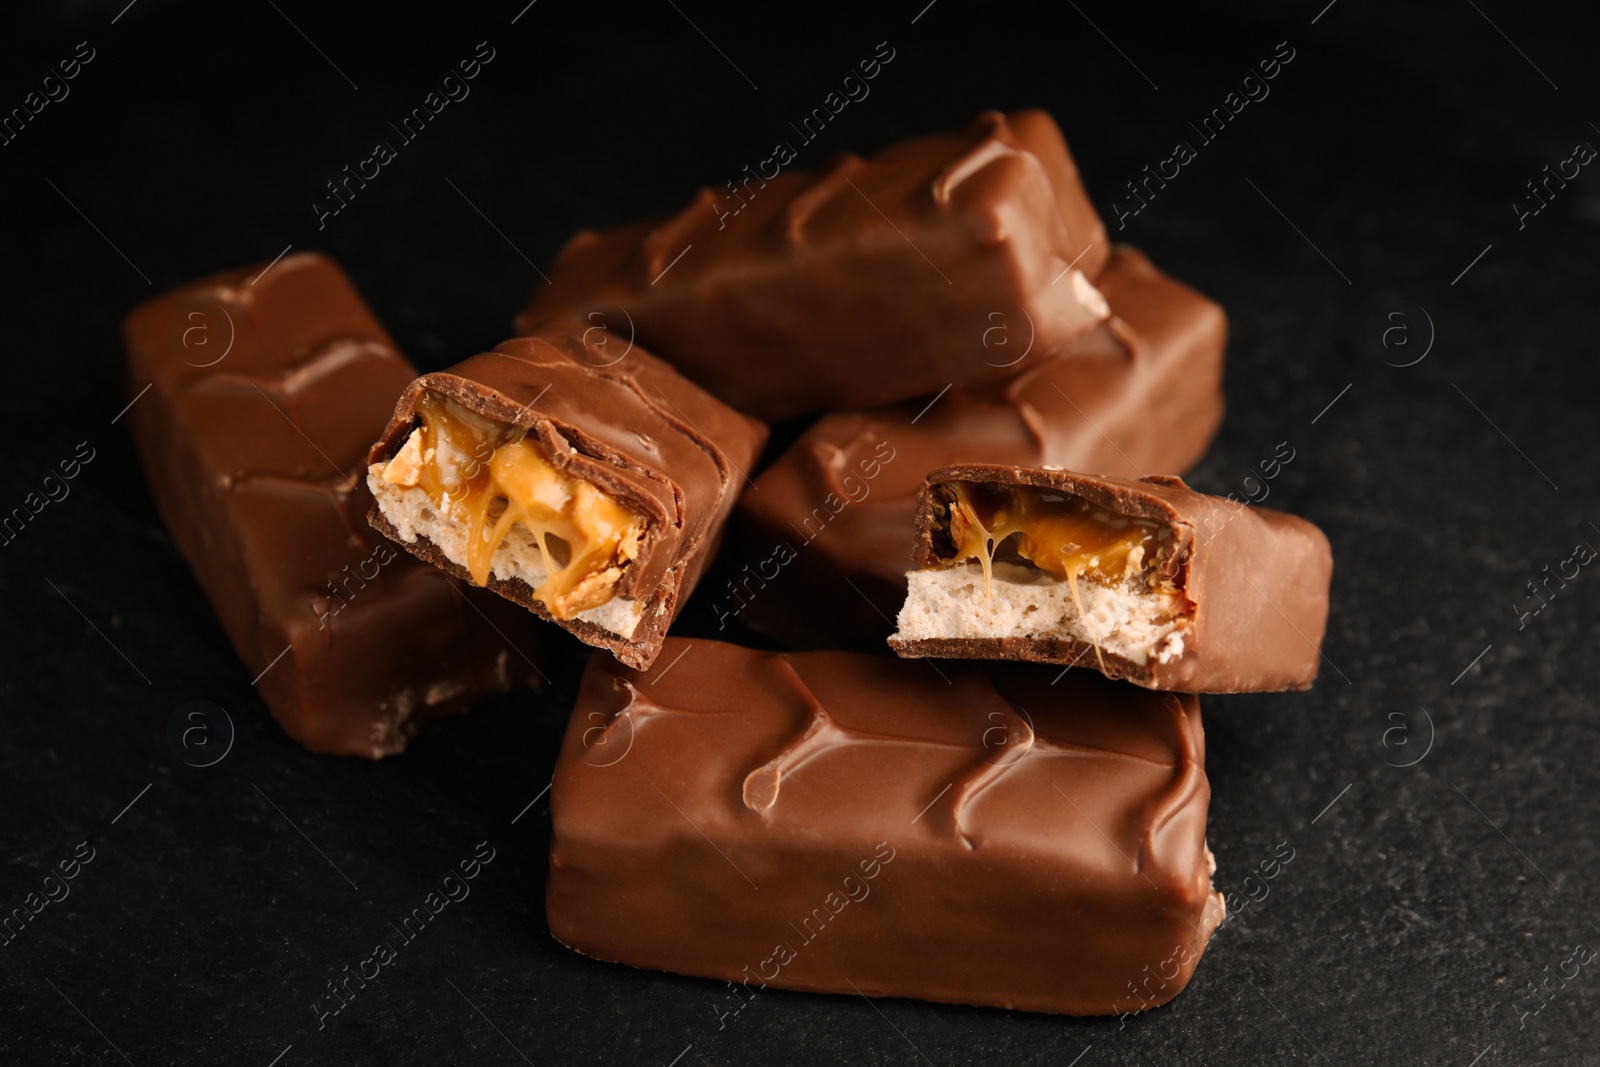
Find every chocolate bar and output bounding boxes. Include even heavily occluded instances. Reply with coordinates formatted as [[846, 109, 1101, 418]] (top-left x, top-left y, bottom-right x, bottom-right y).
[[516, 110, 1111, 420], [733, 246, 1225, 648], [548, 637, 1223, 1016], [889, 464, 1333, 692], [124, 253, 542, 758], [366, 327, 767, 670]]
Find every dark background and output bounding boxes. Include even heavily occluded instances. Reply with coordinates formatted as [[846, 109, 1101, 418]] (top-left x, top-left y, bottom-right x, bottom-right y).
[[3, 0, 1598, 1063]]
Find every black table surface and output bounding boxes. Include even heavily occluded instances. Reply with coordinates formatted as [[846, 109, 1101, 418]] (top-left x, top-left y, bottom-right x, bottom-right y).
[[4, 0, 1599, 1063]]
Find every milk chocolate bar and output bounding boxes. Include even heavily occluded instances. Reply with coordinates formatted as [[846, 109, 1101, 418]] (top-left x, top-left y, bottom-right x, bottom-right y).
[[516, 110, 1111, 420], [123, 253, 542, 758], [366, 328, 766, 670], [889, 465, 1333, 692], [734, 246, 1225, 648], [548, 638, 1223, 1016]]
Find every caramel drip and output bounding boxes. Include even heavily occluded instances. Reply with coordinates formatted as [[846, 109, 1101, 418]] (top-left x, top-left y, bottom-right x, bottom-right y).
[[1065, 566, 1104, 675], [383, 392, 644, 619], [944, 482, 1172, 671]]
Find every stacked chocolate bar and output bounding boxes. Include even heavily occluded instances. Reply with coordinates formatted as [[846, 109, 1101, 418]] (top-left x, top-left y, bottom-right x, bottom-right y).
[[124, 109, 1332, 1016]]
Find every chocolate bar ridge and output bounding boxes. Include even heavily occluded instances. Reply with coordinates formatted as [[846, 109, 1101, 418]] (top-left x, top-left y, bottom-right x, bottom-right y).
[[123, 253, 541, 757], [548, 638, 1223, 1016], [517, 110, 1113, 420]]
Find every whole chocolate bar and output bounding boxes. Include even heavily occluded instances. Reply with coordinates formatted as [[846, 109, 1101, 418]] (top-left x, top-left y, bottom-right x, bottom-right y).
[[366, 327, 766, 670], [549, 638, 1223, 1016], [889, 464, 1333, 692], [733, 246, 1225, 647], [124, 253, 542, 758], [516, 110, 1111, 420]]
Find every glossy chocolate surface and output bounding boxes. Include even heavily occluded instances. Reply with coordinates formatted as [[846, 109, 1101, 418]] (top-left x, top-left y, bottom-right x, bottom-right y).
[[517, 110, 1111, 420], [123, 253, 542, 757], [548, 637, 1222, 1016]]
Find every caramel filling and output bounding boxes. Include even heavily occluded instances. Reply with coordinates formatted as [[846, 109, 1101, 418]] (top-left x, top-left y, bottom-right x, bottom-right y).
[[380, 392, 644, 619], [937, 482, 1177, 669]]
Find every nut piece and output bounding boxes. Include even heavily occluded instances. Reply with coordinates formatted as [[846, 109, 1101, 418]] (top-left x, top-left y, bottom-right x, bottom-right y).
[[381, 429, 425, 487]]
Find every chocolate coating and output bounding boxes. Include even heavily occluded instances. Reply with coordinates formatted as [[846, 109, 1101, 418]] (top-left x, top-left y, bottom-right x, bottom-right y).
[[549, 638, 1222, 1016], [734, 246, 1225, 648], [891, 464, 1334, 692], [368, 328, 767, 670], [516, 110, 1111, 420], [123, 253, 542, 758]]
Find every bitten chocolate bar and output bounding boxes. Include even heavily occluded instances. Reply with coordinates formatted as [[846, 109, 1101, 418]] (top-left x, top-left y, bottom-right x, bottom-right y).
[[889, 465, 1333, 692], [516, 110, 1111, 420], [366, 328, 766, 670], [549, 638, 1222, 1016], [734, 246, 1225, 648], [124, 253, 542, 758]]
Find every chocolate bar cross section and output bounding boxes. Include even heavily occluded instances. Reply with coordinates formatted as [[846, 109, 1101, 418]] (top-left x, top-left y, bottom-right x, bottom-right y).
[[367, 327, 766, 669], [890, 464, 1334, 692]]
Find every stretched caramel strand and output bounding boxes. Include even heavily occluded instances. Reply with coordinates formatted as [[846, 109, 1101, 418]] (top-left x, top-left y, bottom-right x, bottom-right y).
[[941, 483, 1177, 674], [381, 393, 644, 619], [945, 482, 1166, 584]]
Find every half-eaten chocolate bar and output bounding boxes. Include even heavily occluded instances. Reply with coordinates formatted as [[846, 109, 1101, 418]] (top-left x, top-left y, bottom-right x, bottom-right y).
[[889, 464, 1333, 692], [367, 327, 767, 669]]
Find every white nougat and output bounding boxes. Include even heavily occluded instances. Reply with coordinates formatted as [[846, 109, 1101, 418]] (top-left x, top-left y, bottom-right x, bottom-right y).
[[893, 560, 1187, 666], [367, 465, 645, 639]]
